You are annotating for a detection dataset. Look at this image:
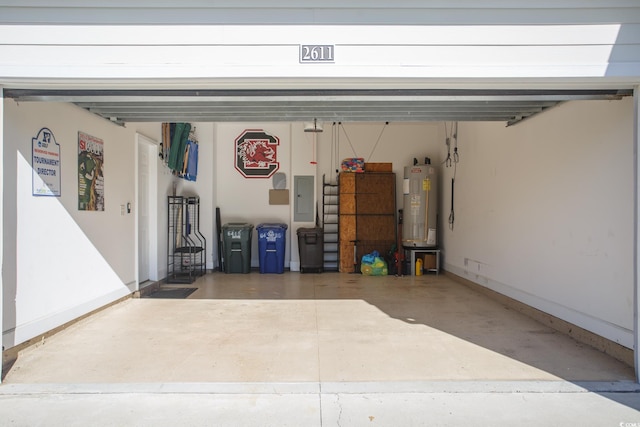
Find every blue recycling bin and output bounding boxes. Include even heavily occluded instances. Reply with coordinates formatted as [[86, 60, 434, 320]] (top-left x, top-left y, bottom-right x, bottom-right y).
[[257, 223, 288, 274]]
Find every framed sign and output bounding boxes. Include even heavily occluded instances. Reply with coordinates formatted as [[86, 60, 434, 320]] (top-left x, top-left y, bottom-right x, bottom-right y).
[[78, 131, 105, 211], [234, 129, 280, 178], [32, 127, 61, 196]]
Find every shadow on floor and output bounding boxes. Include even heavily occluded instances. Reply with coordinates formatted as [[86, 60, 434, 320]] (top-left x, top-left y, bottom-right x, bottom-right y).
[[182, 271, 634, 374], [181, 271, 639, 409]]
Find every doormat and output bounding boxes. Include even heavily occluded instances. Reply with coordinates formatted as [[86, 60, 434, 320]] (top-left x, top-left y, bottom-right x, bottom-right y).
[[144, 287, 197, 299]]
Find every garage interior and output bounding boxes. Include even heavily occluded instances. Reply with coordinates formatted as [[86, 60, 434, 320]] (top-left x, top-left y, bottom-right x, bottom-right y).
[[1, 87, 637, 386]]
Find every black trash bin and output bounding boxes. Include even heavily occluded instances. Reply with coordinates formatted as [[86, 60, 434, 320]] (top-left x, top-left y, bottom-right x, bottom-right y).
[[297, 227, 323, 273], [222, 223, 254, 273]]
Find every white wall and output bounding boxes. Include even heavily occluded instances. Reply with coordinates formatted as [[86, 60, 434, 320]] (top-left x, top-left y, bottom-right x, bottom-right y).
[[215, 123, 293, 268], [211, 121, 443, 271], [441, 98, 635, 348], [3, 100, 137, 348], [2, 104, 208, 349], [289, 123, 320, 271], [316, 121, 441, 211]]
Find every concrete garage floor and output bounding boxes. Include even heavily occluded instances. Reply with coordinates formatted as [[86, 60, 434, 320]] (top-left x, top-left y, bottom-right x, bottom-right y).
[[1, 272, 639, 425]]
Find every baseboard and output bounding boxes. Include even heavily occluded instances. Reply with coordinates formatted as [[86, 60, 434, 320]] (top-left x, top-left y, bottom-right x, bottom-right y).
[[132, 280, 161, 298], [443, 270, 634, 368], [2, 291, 132, 379], [289, 261, 300, 272]]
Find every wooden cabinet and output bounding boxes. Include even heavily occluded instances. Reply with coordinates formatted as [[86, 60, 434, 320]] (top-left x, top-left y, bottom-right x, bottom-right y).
[[338, 172, 396, 272]]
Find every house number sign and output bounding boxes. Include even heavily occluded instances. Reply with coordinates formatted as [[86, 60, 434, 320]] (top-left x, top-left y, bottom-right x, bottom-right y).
[[300, 45, 334, 63]]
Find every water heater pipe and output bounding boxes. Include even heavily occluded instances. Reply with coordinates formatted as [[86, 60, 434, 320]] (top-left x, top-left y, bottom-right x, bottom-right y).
[[424, 180, 429, 240]]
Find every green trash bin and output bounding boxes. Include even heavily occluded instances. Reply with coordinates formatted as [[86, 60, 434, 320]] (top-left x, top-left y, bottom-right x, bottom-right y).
[[222, 223, 254, 273]]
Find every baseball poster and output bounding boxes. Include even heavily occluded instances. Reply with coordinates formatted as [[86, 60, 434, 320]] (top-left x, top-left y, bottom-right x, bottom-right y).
[[78, 131, 105, 211]]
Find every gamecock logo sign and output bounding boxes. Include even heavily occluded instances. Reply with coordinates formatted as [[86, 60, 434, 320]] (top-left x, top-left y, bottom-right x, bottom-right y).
[[234, 129, 280, 178]]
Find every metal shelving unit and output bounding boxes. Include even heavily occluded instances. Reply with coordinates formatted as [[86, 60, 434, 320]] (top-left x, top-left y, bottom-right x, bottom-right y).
[[167, 196, 206, 283]]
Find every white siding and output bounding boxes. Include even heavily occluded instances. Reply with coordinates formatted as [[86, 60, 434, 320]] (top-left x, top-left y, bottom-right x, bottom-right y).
[[0, 1, 639, 25], [0, 23, 638, 85], [0, 1, 638, 86]]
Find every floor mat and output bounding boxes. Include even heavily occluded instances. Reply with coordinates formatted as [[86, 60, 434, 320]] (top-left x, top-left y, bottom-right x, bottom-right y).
[[143, 288, 197, 299]]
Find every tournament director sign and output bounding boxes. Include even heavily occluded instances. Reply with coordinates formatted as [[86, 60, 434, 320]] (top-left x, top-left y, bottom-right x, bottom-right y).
[[234, 129, 280, 178], [32, 127, 61, 196]]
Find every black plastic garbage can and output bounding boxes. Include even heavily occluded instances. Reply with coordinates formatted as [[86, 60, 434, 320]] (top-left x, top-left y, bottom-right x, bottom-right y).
[[257, 223, 288, 274], [222, 223, 254, 273], [297, 227, 323, 273]]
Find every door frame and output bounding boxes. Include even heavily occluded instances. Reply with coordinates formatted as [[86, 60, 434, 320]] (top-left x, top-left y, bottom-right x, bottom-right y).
[[135, 133, 159, 290], [634, 85, 640, 382]]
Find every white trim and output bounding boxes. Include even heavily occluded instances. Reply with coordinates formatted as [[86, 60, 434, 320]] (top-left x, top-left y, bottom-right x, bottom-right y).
[[1, 77, 639, 92], [634, 85, 640, 383], [134, 136, 140, 291], [1, 287, 130, 349], [444, 263, 634, 349], [135, 133, 160, 286], [0, 24, 628, 46], [0, 85, 4, 383], [125, 280, 137, 293]]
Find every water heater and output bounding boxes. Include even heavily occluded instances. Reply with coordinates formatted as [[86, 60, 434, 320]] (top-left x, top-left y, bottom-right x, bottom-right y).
[[403, 159, 438, 248]]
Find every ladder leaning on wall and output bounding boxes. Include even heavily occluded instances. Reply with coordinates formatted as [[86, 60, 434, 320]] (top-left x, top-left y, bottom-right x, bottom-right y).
[[322, 174, 340, 272]]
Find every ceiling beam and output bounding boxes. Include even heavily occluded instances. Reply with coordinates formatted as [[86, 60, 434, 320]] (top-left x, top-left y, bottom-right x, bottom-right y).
[[3, 88, 628, 124]]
